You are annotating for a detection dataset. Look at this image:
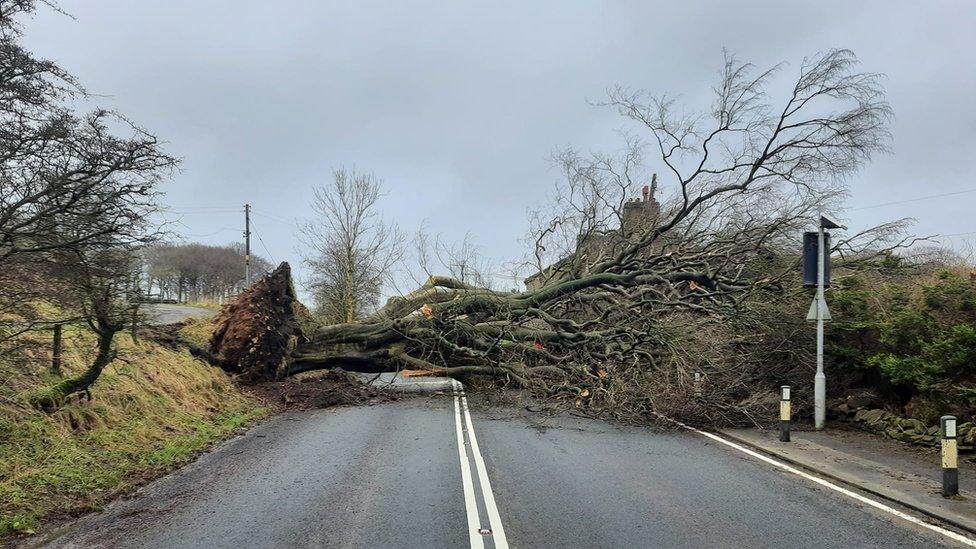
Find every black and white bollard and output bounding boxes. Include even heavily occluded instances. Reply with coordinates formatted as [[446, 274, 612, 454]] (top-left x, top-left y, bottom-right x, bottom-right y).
[[694, 372, 703, 399], [779, 385, 791, 442], [941, 415, 959, 497]]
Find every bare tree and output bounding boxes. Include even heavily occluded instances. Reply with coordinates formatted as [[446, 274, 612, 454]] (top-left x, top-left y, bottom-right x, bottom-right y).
[[0, 0, 174, 265], [524, 140, 647, 288], [300, 167, 403, 324], [410, 224, 494, 290], [0, 1, 175, 341]]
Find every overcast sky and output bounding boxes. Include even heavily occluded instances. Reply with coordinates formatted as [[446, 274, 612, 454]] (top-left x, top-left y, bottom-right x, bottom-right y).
[[20, 1, 976, 294]]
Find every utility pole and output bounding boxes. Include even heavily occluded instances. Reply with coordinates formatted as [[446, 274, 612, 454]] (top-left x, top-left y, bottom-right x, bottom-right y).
[[244, 203, 251, 285]]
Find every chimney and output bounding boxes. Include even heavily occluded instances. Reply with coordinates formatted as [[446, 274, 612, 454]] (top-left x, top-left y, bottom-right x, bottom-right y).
[[642, 185, 650, 203], [650, 173, 658, 199]]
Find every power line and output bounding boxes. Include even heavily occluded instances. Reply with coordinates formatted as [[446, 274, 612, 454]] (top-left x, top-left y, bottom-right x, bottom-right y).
[[849, 187, 976, 211], [162, 205, 242, 210], [180, 227, 239, 238], [248, 217, 277, 263], [164, 204, 291, 223], [250, 208, 291, 224], [160, 207, 241, 213], [160, 210, 241, 217], [938, 231, 976, 238], [840, 188, 976, 242]]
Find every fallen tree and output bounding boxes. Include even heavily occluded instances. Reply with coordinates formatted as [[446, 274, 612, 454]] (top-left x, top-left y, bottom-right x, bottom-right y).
[[210, 50, 918, 424]]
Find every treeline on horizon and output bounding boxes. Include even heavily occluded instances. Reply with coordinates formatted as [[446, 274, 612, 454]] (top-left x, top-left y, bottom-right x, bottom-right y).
[[139, 243, 271, 303]]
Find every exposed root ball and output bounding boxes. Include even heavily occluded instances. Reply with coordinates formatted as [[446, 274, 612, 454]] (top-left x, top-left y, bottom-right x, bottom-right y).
[[209, 263, 306, 380]]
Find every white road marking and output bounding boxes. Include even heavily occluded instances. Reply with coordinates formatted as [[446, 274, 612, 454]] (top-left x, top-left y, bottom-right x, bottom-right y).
[[453, 386, 484, 549], [400, 380, 452, 384], [460, 392, 510, 549], [657, 414, 976, 547]]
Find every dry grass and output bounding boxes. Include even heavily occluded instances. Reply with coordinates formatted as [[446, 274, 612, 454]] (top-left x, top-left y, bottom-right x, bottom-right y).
[[0, 320, 265, 536], [181, 300, 223, 311], [177, 316, 217, 349]]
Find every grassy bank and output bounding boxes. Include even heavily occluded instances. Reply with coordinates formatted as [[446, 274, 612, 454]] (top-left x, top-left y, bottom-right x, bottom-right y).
[[0, 321, 265, 536]]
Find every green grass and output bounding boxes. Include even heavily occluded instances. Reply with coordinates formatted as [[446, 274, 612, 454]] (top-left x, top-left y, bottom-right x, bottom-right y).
[[0, 318, 266, 536]]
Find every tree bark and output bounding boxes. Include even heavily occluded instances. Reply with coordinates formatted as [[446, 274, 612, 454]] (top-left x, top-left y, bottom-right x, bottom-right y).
[[209, 261, 620, 383], [31, 322, 119, 411]]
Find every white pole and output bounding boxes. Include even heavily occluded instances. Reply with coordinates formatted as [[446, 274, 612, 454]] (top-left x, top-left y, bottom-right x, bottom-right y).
[[814, 220, 826, 430]]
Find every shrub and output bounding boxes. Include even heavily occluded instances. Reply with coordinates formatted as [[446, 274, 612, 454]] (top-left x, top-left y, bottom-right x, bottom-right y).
[[830, 268, 976, 401]]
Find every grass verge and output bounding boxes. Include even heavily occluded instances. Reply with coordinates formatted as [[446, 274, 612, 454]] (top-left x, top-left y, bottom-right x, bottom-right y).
[[0, 321, 265, 537]]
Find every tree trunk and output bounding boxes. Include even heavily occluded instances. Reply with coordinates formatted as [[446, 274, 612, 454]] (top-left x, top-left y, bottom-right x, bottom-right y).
[[208, 262, 579, 383], [31, 322, 119, 411]]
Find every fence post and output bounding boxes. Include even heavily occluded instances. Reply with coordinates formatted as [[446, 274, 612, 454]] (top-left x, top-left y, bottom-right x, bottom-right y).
[[941, 415, 959, 497], [131, 305, 139, 343], [51, 323, 62, 375], [779, 385, 791, 442]]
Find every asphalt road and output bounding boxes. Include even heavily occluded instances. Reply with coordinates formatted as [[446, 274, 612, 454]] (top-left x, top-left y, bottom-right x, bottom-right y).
[[141, 304, 217, 325], [37, 395, 968, 549]]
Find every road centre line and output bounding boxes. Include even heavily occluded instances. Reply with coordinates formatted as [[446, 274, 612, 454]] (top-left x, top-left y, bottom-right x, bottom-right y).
[[452, 381, 510, 549], [460, 391, 510, 549], [453, 384, 484, 549], [656, 413, 976, 547]]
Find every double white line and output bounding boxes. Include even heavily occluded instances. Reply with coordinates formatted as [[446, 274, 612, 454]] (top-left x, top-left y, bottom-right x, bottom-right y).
[[452, 381, 509, 549]]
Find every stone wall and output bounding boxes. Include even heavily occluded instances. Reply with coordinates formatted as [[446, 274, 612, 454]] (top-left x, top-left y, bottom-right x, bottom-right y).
[[846, 407, 975, 450]]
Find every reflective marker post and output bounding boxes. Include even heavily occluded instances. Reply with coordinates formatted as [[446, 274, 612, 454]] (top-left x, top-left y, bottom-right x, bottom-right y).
[[779, 385, 791, 442], [942, 415, 959, 497]]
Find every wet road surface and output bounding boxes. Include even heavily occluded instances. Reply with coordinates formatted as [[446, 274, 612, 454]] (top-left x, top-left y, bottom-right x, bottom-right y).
[[37, 395, 968, 548]]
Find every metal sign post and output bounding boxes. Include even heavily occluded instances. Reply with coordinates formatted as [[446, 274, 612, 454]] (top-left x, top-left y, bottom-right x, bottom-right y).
[[806, 213, 844, 430], [814, 223, 827, 430]]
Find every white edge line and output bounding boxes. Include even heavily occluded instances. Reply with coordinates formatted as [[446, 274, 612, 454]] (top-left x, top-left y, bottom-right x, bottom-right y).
[[658, 414, 976, 547], [454, 386, 484, 549], [461, 392, 510, 549]]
